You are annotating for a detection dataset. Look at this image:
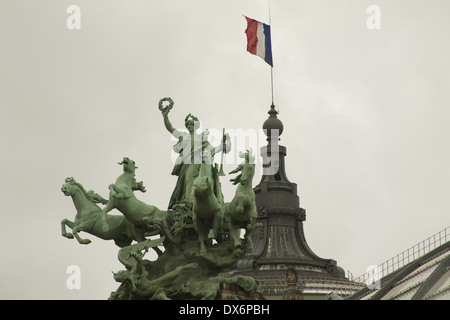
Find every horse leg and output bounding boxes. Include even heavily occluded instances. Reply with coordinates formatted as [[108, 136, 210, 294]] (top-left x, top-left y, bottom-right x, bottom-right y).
[[72, 222, 92, 245], [198, 233, 208, 254], [207, 211, 221, 240], [243, 228, 253, 251], [235, 196, 244, 214], [231, 227, 242, 248], [244, 208, 258, 250], [193, 214, 208, 253], [227, 216, 241, 248], [109, 183, 128, 199], [61, 219, 75, 239], [101, 190, 116, 232]]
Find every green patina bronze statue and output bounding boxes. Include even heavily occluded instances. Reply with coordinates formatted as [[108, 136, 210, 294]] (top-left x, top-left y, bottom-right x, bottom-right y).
[[60, 98, 263, 300], [61, 177, 137, 248], [160, 97, 229, 210]]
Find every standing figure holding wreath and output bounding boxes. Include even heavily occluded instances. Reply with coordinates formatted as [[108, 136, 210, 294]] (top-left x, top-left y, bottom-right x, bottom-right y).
[[159, 98, 230, 210]]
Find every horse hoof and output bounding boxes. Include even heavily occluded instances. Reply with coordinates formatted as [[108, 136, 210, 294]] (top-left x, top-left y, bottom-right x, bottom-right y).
[[81, 239, 92, 245]]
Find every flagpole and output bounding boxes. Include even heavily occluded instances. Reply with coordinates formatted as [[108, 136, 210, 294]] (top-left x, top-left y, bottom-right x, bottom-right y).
[[270, 65, 274, 106], [268, 1, 275, 107]]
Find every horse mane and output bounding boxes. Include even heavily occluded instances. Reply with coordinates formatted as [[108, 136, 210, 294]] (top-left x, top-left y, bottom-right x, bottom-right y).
[[85, 190, 109, 205], [66, 177, 108, 204], [229, 164, 244, 185]]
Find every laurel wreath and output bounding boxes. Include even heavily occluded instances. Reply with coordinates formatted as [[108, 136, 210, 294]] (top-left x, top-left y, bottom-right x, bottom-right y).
[[159, 97, 174, 113]]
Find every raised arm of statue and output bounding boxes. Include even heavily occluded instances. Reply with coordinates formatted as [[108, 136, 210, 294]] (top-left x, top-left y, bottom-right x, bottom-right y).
[[162, 111, 175, 134], [159, 97, 182, 137]]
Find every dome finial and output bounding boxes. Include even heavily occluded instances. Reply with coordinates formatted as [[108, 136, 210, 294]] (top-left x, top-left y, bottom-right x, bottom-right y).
[[263, 103, 283, 139], [268, 103, 278, 116]]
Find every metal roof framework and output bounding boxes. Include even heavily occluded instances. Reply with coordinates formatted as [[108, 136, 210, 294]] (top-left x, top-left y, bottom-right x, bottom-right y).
[[347, 235, 450, 300]]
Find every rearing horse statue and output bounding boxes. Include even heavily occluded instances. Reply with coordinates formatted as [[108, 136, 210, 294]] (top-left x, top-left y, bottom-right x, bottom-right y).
[[223, 149, 258, 251], [61, 177, 137, 247], [102, 157, 179, 247]]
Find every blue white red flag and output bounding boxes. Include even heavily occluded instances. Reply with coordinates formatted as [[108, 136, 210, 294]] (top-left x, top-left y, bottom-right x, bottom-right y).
[[244, 16, 273, 67]]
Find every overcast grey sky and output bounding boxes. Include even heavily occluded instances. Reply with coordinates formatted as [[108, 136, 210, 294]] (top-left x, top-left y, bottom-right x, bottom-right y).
[[1, 0, 449, 299]]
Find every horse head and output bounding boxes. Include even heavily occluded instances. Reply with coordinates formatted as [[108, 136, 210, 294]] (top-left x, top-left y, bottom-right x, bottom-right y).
[[194, 176, 213, 198], [230, 149, 255, 186], [192, 151, 215, 197], [61, 177, 79, 197], [118, 157, 138, 174], [243, 149, 255, 164], [62, 177, 107, 204]]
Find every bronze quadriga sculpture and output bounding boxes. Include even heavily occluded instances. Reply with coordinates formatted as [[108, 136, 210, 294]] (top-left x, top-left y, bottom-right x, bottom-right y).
[[61, 98, 263, 300]]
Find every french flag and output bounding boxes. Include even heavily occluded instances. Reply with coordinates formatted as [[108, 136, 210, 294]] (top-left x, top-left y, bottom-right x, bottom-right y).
[[244, 16, 273, 67]]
